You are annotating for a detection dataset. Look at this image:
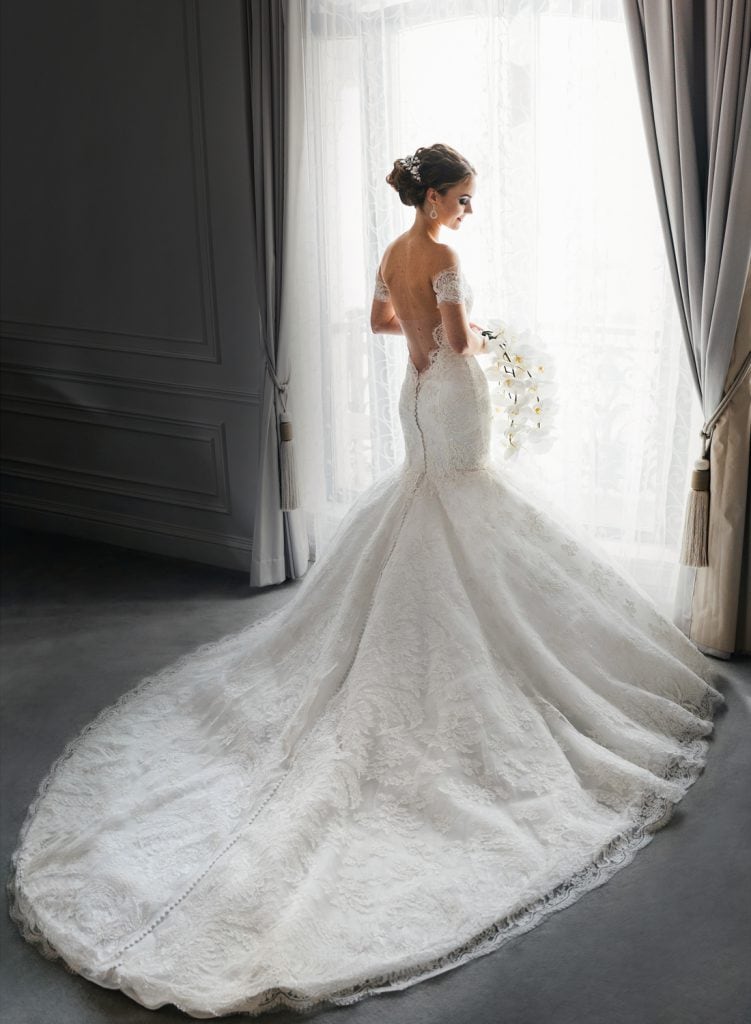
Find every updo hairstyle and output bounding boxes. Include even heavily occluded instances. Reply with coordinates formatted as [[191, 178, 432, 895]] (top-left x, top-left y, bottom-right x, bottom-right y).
[[385, 143, 476, 208]]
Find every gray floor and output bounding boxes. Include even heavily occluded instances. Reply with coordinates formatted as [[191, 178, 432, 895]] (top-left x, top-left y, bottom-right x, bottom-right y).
[[1, 525, 750, 1024]]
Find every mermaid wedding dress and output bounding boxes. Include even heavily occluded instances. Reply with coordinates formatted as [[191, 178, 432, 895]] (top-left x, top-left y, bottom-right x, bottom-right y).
[[8, 267, 726, 1019]]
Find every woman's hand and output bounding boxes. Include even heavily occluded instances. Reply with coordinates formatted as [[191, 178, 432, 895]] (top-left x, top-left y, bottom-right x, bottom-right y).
[[469, 322, 490, 353]]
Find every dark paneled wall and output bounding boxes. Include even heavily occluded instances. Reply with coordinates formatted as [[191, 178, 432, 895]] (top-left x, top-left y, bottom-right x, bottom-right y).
[[0, 0, 264, 569]]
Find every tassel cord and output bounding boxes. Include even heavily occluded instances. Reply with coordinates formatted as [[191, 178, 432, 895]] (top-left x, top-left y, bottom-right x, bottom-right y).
[[699, 349, 751, 454], [679, 351, 751, 568]]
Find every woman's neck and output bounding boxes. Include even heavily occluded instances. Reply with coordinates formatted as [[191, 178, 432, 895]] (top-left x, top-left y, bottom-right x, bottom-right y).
[[411, 208, 442, 242]]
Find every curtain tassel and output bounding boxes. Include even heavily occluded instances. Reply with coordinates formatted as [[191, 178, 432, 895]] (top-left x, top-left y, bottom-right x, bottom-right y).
[[278, 411, 301, 511], [678, 354, 751, 568], [679, 456, 710, 567]]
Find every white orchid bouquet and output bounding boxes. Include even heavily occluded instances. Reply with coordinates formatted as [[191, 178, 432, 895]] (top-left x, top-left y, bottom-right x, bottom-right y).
[[480, 321, 558, 459]]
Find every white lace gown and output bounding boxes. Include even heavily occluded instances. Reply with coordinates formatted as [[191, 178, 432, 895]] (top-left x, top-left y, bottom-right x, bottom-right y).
[[8, 268, 726, 1019]]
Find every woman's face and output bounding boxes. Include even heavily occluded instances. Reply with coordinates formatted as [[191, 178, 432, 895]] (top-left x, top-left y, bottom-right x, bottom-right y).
[[431, 174, 476, 230]]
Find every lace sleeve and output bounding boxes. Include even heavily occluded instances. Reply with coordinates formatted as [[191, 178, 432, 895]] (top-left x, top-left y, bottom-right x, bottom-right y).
[[373, 268, 390, 301], [432, 267, 465, 304]]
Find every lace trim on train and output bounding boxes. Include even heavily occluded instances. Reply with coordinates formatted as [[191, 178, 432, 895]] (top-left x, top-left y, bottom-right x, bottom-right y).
[[5, 607, 294, 964], [6, 671, 725, 1018], [219, 685, 725, 1017]]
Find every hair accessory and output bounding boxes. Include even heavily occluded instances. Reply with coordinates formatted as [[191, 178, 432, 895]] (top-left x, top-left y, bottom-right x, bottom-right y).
[[399, 154, 422, 183]]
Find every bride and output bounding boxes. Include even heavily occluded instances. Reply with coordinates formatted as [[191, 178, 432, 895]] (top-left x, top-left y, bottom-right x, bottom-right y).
[[7, 143, 726, 1019]]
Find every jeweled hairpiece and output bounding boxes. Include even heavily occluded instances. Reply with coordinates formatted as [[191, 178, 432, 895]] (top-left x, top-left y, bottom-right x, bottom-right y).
[[399, 154, 422, 183]]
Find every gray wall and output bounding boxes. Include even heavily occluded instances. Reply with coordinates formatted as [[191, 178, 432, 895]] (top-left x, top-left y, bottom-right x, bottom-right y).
[[0, 0, 265, 570]]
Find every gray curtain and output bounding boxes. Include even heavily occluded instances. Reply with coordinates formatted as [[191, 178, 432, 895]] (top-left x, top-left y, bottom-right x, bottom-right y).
[[247, 0, 310, 586], [623, 0, 750, 416], [623, 0, 751, 644]]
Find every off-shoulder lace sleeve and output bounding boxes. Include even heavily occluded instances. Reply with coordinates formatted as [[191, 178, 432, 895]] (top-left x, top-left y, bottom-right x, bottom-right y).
[[373, 267, 390, 301], [432, 267, 465, 304]]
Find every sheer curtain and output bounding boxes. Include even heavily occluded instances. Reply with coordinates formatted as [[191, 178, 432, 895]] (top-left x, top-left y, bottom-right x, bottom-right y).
[[283, 0, 703, 614]]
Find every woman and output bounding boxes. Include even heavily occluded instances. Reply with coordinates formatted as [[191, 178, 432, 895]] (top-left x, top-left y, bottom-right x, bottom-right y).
[[371, 144, 487, 373], [8, 144, 725, 1019]]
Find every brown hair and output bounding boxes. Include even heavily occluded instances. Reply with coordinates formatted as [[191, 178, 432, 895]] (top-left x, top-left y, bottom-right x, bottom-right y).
[[386, 143, 476, 207]]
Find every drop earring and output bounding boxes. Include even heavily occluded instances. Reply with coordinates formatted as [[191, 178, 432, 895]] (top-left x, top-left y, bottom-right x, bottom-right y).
[[430, 203, 438, 220]]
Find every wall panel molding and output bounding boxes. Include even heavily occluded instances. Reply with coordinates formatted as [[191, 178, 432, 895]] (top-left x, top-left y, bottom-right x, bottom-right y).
[[0, 362, 262, 405], [1, 396, 232, 513], [0, 0, 262, 570], [1, 492, 250, 549], [0, 0, 221, 364], [1, 492, 252, 572]]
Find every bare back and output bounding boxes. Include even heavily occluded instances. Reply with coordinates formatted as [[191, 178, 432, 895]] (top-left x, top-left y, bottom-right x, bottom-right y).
[[378, 234, 461, 371]]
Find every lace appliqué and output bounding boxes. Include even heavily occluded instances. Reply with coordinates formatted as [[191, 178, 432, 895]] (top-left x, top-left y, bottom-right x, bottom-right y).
[[373, 269, 390, 301], [432, 267, 466, 305]]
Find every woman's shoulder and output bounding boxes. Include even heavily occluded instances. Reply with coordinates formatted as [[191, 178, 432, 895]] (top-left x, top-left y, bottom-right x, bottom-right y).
[[378, 235, 408, 279], [380, 236, 401, 260], [428, 243, 463, 287], [378, 236, 461, 291], [426, 246, 468, 305], [429, 241, 460, 264]]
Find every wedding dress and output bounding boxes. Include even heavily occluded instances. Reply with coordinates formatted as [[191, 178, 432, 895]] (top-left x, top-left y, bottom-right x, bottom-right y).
[[8, 267, 726, 1019]]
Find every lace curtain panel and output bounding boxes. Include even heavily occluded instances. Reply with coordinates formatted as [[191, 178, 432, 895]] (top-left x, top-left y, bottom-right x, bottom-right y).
[[281, 0, 704, 615]]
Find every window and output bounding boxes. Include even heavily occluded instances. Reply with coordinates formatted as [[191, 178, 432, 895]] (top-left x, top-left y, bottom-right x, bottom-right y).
[[291, 0, 701, 611]]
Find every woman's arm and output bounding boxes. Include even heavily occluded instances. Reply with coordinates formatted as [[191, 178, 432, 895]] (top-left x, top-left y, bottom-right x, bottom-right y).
[[370, 296, 404, 335], [432, 262, 486, 357], [438, 302, 486, 356], [370, 266, 403, 335]]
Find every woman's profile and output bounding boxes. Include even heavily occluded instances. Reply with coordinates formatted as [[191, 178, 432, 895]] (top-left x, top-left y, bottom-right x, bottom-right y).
[[7, 143, 726, 1019]]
